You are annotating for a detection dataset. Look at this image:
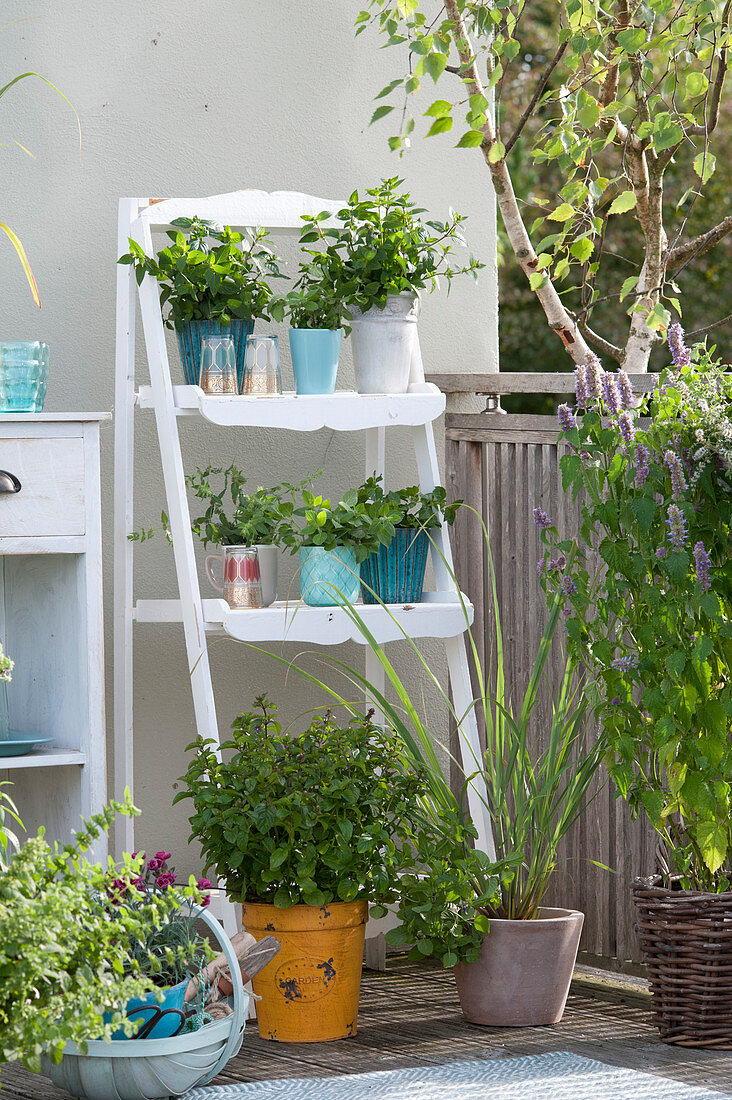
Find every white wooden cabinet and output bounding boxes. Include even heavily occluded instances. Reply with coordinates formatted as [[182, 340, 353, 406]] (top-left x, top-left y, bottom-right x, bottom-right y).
[[0, 414, 108, 852]]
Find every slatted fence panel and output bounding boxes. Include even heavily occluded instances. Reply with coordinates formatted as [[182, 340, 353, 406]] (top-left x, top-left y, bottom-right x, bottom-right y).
[[446, 413, 657, 968]]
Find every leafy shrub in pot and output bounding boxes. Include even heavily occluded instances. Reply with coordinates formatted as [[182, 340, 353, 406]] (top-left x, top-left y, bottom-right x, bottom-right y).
[[177, 696, 434, 1041], [118, 217, 284, 386], [298, 178, 483, 393]]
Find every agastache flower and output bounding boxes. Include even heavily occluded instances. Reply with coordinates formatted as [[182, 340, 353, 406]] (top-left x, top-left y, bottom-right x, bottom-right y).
[[634, 443, 650, 488], [664, 449, 687, 499], [665, 503, 687, 549], [536, 559, 545, 576], [602, 374, 621, 416], [693, 541, 711, 592], [533, 507, 552, 529], [616, 370, 634, 409], [574, 364, 590, 410], [585, 352, 604, 399], [612, 655, 637, 673], [655, 546, 667, 560], [549, 554, 567, 571], [668, 322, 691, 368], [618, 411, 635, 446], [561, 575, 577, 596], [558, 403, 576, 432]]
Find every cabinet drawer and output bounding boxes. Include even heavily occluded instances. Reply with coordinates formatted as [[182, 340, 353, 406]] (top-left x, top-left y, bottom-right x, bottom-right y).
[[0, 437, 85, 536]]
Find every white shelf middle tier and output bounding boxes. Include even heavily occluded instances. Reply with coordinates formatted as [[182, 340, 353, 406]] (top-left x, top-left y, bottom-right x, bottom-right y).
[[136, 383, 445, 430], [134, 591, 473, 645]]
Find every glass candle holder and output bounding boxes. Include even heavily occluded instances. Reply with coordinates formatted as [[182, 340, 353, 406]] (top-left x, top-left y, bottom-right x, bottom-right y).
[[241, 334, 282, 396], [199, 335, 238, 394], [0, 341, 50, 412]]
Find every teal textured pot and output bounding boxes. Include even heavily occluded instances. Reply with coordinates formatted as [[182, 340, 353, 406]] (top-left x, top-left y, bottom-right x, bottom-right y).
[[299, 546, 360, 606], [289, 328, 342, 394], [361, 527, 429, 605], [176, 319, 254, 388]]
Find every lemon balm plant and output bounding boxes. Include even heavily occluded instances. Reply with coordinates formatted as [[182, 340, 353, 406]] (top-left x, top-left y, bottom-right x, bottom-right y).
[[537, 329, 732, 890]]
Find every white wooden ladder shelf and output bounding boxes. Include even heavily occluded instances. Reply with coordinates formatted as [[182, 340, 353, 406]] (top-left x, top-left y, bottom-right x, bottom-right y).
[[114, 191, 494, 927]]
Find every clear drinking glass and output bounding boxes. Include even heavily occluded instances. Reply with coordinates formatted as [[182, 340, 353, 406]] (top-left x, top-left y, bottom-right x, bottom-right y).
[[198, 335, 238, 394], [241, 334, 282, 396], [0, 342, 50, 412]]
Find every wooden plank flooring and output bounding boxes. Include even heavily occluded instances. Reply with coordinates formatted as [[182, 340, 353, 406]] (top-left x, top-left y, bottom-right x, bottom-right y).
[[3, 957, 732, 1097]]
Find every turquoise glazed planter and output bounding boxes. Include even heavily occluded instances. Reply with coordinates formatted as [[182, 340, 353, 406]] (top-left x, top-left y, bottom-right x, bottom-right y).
[[299, 546, 360, 606], [176, 319, 254, 388], [289, 328, 342, 394], [361, 528, 429, 605], [107, 978, 189, 1041]]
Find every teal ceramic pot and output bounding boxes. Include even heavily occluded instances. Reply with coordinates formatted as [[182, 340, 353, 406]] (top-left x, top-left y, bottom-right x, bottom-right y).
[[289, 328, 342, 394], [176, 319, 254, 388], [107, 977, 188, 1041], [361, 528, 429, 605], [299, 546, 360, 606]]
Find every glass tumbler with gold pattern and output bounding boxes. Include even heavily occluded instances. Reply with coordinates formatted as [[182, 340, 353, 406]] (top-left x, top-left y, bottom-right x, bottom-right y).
[[205, 546, 263, 609], [199, 335, 238, 394], [241, 334, 282, 395]]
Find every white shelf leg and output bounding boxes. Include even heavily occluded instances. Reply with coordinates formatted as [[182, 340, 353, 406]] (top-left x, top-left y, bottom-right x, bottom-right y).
[[114, 198, 141, 856], [364, 428, 386, 722]]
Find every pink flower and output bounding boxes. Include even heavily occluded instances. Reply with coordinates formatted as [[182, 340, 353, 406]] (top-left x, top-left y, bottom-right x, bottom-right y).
[[197, 878, 213, 907], [155, 872, 177, 890], [154, 851, 172, 862]]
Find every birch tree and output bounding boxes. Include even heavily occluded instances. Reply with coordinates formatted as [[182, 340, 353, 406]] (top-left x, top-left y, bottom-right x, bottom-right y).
[[356, 0, 732, 371]]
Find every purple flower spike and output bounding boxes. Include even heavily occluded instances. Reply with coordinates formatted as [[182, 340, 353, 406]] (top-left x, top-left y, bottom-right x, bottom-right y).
[[536, 559, 545, 576], [634, 443, 649, 488], [585, 353, 604, 399], [655, 546, 667, 560], [666, 503, 687, 549], [616, 370, 634, 408], [668, 322, 691, 368], [561, 575, 577, 596], [602, 374, 621, 416], [575, 364, 590, 410], [664, 449, 687, 499], [533, 507, 552, 529], [558, 403, 577, 432], [693, 541, 711, 592], [612, 655, 637, 673], [618, 411, 635, 446]]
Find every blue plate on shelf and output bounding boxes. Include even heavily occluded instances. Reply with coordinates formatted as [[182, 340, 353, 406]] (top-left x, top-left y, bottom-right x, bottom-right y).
[[0, 732, 55, 757]]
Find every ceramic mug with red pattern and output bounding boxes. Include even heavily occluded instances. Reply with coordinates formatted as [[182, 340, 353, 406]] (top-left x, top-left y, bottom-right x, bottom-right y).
[[205, 546, 263, 609]]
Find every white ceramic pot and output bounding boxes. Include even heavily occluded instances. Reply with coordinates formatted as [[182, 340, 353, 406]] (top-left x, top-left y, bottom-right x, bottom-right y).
[[349, 292, 418, 394], [254, 544, 278, 606]]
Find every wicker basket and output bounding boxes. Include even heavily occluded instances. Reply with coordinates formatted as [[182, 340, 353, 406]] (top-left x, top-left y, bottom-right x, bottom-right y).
[[40, 906, 248, 1099], [633, 877, 732, 1048]]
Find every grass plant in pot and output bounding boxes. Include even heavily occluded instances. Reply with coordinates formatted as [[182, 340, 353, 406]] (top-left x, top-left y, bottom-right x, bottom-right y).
[[264, 537, 604, 1027], [357, 477, 462, 604], [539, 329, 732, 1047], [284, 253, 344, 395], [299, 178, 482, 394], [119, 217, 284, 386], [283, 486, 400, 605], [177, 696, 433, 1043]]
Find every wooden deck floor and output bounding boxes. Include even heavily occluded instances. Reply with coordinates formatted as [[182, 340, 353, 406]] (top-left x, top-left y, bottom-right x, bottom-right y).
[[3, 957, 732, 1097]]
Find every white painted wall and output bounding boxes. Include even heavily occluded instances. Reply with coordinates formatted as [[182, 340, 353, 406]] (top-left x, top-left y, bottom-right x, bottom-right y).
[[2, 0, 497, 871]]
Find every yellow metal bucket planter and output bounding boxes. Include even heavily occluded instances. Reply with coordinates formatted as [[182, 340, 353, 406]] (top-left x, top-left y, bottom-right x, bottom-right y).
[[242, 899, 368, 1042]]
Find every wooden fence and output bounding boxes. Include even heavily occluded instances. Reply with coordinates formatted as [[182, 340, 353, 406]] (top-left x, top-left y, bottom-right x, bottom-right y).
[[432, 372, 657, 969]]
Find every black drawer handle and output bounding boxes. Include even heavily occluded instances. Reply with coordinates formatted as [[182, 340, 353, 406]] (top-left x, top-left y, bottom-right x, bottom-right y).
[[0, 470, 21, 493]]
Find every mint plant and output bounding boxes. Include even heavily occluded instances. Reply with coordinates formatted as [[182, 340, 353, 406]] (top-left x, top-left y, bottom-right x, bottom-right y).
[[281, 486, 402, 563], [538, 329, 732, 890], [356, 476, 462, 530], [177, 696, 433, 908], [118, 216, 285, 330]]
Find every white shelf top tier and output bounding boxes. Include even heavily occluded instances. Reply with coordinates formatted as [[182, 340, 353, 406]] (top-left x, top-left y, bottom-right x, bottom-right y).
[[136, 190, 344, 233], [135, 592, 473, 645], [137, 383, 445, 431]]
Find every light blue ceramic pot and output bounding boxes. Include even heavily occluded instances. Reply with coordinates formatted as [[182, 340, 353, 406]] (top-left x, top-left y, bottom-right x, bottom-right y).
[[106, 977, 189, 1041], [361, 527, 429, 605], [176, 319, 254, 388], [289, 329, 342, 394], [299, 546, 360, 606]]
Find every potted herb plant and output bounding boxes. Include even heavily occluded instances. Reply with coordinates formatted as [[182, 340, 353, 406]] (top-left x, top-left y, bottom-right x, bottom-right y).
[[118, 217, 284, 387], [299, 178, 482, 394], [539, 329, 732, 1047], [282, 487, 400, 606], [357, 477, 462, 604], [284, 254, 344, 395], [176, 696, 433, 1043]]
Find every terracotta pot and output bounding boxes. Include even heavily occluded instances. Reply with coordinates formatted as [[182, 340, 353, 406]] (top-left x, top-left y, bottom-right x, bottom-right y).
[[242, 899, 368, 1043], [454, 906, 583, 1027]]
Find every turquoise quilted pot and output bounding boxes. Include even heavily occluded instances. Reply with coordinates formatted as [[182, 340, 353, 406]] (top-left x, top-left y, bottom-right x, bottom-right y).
[[361, 528, 429, 605], [176, 319, 254, 388], [299, 546, 360, 606]]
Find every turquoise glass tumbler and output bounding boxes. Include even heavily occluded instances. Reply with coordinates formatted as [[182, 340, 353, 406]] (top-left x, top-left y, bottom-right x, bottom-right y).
[[298, 546, 360, 606], [289, 329, 342, 394], [0, 341, 50, 412]]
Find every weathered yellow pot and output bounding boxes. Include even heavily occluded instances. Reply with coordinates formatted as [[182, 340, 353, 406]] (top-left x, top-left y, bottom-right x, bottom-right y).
[[242, 899, 368, 1043]]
